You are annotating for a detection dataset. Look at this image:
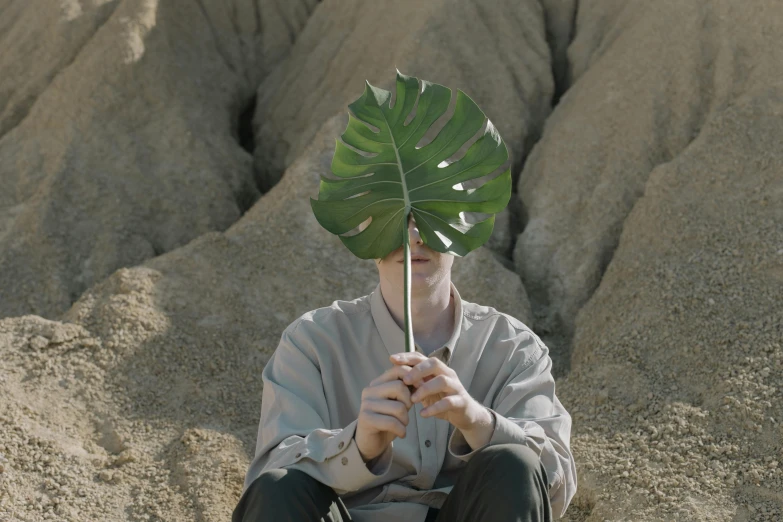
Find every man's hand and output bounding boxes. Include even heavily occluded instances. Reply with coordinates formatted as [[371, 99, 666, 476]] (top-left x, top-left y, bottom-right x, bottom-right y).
[[354, 363, 415, 464], [389, 352, 491, 433]]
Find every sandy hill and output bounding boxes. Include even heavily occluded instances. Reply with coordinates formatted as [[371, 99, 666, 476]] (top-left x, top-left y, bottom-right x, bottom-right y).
[[0, 0, 780, 520]]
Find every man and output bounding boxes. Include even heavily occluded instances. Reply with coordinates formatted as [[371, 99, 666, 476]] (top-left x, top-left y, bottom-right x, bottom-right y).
[[233, 215, 577, 521]]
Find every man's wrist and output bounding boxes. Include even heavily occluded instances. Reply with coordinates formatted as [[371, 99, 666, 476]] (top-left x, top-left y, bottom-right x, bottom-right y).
[[360, 449, 382, 469], [364, 454, 380, 468], [354, 433, 379, 465], [460, 405, 495, 451], [359, 448, 374, 465], [354, 433, 367, 462]]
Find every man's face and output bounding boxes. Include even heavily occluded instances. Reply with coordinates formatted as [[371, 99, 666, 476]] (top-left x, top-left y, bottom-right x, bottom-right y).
[[374, 214, 454, 294]]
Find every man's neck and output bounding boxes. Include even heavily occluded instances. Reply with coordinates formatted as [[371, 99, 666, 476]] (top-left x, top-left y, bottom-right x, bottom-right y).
[[379, 278, 455, 351]]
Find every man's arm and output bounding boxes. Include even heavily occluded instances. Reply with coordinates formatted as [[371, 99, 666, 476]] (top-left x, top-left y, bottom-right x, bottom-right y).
[[358, 436, 394, 475], [457, 405, 495, 450], [242, 324, 390, 496], [447, 327, 577, 519]]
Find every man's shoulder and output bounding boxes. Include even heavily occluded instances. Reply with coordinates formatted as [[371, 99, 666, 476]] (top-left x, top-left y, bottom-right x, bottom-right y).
[[461, 298, 547, 355], [284, 292, 372, 336], [461, 299, 532, 333], [463, 301, 549, 368]]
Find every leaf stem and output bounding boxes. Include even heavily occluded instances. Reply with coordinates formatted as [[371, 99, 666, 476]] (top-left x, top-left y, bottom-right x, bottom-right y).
[[402, 208, 414, 354], [384, 92, 415, 389], [402, 208, 416, 394]]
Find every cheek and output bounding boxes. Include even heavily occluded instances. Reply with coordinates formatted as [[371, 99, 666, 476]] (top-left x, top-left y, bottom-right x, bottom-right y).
[[437, 255, 454, 269]]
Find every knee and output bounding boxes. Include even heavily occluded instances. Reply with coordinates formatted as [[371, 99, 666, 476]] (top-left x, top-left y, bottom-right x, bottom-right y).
[[469, 444, 547, 489], [234, 468, 336, 522], [245, 468, 323, 502], [461, 445, 552, 518]]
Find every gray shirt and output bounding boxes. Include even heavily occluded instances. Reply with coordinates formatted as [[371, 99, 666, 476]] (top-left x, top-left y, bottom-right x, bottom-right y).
[[243, 281, 577, 520]]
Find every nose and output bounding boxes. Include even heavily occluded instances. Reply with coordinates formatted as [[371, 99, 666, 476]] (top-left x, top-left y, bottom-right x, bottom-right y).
[[408, 213, 423, 244]]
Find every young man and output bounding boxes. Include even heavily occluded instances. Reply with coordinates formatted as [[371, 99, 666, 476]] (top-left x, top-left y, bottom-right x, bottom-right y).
[[233, 215, 577, 521]]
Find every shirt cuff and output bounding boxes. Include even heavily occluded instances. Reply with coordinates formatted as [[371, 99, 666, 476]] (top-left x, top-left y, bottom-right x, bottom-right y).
[[271, 419, 393, 494], [365, 440, 394, 475], [485, 408, 534, 448], [318, 419, 393, 492], [447, 408, 499, 461]]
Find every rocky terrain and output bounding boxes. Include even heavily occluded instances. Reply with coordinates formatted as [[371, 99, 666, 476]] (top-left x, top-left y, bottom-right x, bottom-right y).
[[1, 0, 781, 520]]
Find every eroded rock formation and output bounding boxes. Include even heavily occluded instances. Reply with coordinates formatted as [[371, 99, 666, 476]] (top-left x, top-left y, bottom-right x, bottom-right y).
[[1, 0, 781, 520]]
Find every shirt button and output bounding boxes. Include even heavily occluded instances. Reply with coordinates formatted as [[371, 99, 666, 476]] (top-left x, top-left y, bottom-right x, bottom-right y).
[[338, 441, 344, 449], [425, 440, 431, 447], [341, 456, 348, 465]]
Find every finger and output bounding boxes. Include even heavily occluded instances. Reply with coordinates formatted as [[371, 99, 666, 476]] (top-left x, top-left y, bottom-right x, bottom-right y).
[[366, 411, 407, 439], [403, 358, 446, 388], [369, 364, 413, 387], [390, 352, 427, 366], [411, 375, 454, 403], [421, 395, 463, 418], [363, 399, 410, 426], [368, 364, 412, 386], [363, 379, 413, 409]]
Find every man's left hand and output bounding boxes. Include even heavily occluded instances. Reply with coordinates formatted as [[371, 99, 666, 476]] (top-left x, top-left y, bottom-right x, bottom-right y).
[[390, 352, 490, 432]]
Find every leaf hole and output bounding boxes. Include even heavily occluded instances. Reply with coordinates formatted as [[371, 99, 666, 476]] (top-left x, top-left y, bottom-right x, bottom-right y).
[[452, 183, 473, 193], [414, 86, 456, 150], [340, 216, 372, 237], [458, 163, 509, 190], [438, 118, 488, 168], [345, 190, 370, 200], [349, 111, 381, 134], [339, 137, 379, 158], [361, 120, 381, 133], [434, 230, 453, 248], [459, 210, 491, 225], [389, 79, 397, 109], [403, 80, 422, 127], [321, 171, 376, 182], [453, 143, 510, 227], [450, 119, 512, 190]]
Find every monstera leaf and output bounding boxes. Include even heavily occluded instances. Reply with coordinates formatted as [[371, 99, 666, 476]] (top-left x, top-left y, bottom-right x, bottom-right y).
[[310, 70, 511, 260], [310, 70, 512, 355]]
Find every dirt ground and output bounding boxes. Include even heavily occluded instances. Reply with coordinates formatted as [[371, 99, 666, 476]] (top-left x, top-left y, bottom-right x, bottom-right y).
[[1, 0, 781, 520]]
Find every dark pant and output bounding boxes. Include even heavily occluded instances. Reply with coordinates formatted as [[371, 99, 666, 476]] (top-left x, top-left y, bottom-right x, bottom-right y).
[[232, 443, 552, 522]]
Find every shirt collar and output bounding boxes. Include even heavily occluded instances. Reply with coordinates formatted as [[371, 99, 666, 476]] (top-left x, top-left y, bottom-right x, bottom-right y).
[[370, 281, 463, 362]]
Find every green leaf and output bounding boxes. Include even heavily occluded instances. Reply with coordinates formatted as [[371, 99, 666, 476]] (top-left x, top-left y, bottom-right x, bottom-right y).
[[310, 70, 511, 260]]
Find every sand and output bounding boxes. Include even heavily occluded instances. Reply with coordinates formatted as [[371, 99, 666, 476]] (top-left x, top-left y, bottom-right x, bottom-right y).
[[1, 0, 781, 520]]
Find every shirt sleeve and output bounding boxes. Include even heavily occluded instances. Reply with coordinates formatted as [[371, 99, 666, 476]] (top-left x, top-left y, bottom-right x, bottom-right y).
[[447, 328, 577, 519], [242, 324, 392, 497]]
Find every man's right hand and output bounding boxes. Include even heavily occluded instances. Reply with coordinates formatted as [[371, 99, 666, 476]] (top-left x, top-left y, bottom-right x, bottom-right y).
[[354, 364, 414, 463]]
